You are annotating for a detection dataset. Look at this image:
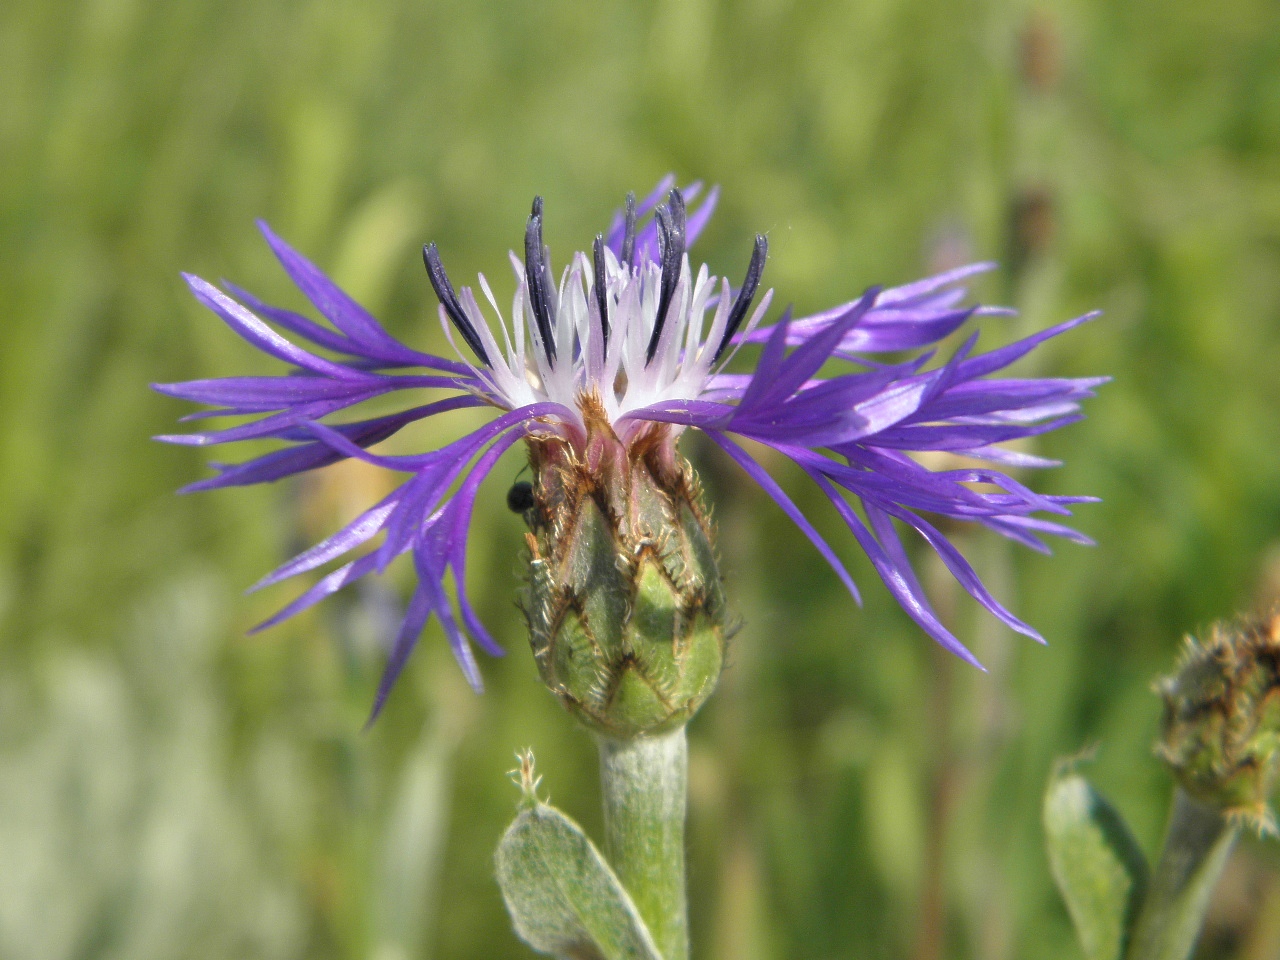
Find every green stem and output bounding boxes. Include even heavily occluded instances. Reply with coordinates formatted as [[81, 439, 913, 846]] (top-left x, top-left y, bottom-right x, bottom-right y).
[[1125, 788, 1237, 960], [597, 727, 688, 960]]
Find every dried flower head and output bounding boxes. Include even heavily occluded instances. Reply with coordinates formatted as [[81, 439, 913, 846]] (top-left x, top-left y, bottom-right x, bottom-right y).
[[156, 176, 1102, 722], [1156, 611, 1280, 833]]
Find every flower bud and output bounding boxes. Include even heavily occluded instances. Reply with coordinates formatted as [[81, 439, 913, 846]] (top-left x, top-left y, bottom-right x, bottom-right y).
[[1155, 612, 1280, 832], [518, 401, 726, 739]]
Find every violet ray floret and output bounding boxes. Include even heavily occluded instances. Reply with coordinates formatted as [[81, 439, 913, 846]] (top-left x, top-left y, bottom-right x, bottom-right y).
[[156, 176, 1104, 716]]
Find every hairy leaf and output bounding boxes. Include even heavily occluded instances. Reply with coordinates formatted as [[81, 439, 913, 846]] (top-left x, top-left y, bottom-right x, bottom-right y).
[[495, 798, 663, 960], [1044, 767, 1149, 960]]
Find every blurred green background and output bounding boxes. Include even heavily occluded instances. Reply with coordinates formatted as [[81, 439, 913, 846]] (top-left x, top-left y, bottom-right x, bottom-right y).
[[3, 0, 1280, 957]]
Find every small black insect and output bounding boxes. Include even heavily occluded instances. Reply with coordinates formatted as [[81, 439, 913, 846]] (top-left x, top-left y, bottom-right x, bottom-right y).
[[506, 480, 535, 514]]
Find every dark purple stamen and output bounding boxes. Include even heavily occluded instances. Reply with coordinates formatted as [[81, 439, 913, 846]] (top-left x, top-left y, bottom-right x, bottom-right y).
[[646, 188, 686, 364], [592, 234, 610, 355], [712, 234, 768, 364], [524, 196, 558, 363], [620, 192, 638, 269], [423, 243, 491, 366]]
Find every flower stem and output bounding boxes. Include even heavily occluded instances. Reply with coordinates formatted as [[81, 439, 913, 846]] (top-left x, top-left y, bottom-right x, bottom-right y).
[[597, 727, 688, 960], [1125, 787, 1237, 960]]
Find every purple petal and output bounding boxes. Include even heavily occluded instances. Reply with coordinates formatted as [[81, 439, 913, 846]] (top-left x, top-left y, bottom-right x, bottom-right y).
[[704, 431, 861, 605], [300, 419, 472, 471], [986, 513, 1096, 548], [223, 281, 361, 355], [912, 376, 1106, 422], [958, 445, 1062, 469], [727, 357, 933, 446], [251, 493, 403, 591], [369, 404, 566, 568], [185, 275, 367, 380], [837, 310, 975, 353], [178, 435, 350, 491], [226, 280, 469, 373], [414, 535, 483, 692], [742, 261, 999, 355], [367, 578, 436, 723], [747, 289, 879, 410], [258, 221, 423, 361], [153, 375, 378, 411], [273, 396, 485, 443], [746, 373, 934, 449], [862, 500, 929, 601], [980, 517, 1050, 552], [444, 429, 528, 658], [867, 414, 1085, 452], [871, 500, 1043, 642], [779, 446, 996, 521], [876, 262, 997, 305], [782, 441, 1065, 523], [804, 471, 984, 669], [176, 400, 481, 490], [734, 307, 795, 412], [160, 397, 379, 447], [162, 392, 480, 448], [622, 399, 735, 430], [953, 312, 1102, 382], [753, 304, 974, 354], [251, 550, 388, 632]]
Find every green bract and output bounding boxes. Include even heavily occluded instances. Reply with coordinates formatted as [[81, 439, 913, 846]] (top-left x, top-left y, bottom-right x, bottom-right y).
[[518, 401, 726, 738]]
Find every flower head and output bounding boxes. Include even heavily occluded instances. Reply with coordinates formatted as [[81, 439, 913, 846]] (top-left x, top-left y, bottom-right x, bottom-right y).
[[156, 176, 1103, 720], [1156, 612, 1280, 833]]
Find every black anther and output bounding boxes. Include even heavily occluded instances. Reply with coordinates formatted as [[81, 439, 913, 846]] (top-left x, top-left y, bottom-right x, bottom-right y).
[[592, 234, 610, 355], [712, 234, 768, 364], [620, 192, 637, 269], [423, 243, 490, 366], [645, 188, 687, 364], [524, 197, 558, 363]]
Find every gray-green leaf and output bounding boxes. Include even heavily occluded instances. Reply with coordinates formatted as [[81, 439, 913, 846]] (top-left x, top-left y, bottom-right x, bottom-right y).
[[495, 799, 664, 960], [1044, 767, 1150, 960]]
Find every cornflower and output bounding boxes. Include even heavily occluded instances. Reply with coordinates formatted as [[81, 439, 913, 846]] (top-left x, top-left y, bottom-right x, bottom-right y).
[[156, 176, 1102, 722]]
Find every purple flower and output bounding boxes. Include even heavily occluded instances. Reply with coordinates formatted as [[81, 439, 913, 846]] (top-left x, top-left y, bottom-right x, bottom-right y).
[[156, 176, 1103, 715]]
